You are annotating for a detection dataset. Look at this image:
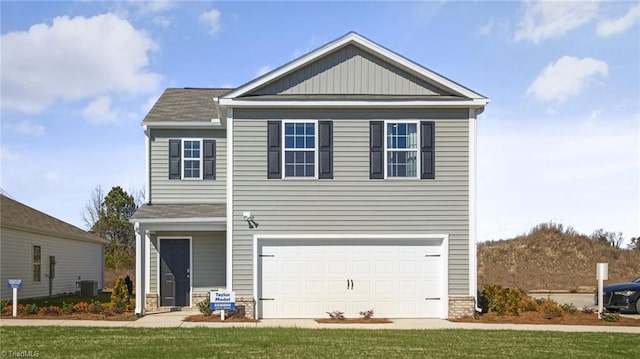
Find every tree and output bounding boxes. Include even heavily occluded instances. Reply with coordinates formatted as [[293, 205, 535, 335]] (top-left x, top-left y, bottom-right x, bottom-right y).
[[629, 237, 640, 251], [82, 186, 139, 269], [589, 229, 624, 249]]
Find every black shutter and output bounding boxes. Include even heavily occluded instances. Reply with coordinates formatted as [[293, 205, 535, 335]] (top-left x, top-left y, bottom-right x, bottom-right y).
[[203, 140, 216, 180], [370, 121, 384, 179], [318, 121, 333, 179], [169, 139, 181, 179], [420, 121, 435, 179], [267, 121, 282, 179]]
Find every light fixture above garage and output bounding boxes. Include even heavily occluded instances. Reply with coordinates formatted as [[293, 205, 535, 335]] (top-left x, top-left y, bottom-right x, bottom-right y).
[[243, 211, 259, 229]]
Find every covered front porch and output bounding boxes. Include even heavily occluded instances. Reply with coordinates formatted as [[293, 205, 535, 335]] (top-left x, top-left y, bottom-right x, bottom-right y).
[[131, 203, 227, 315]]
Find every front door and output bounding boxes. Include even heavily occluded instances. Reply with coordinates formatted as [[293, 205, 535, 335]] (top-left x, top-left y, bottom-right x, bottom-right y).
[[160, 239, 190, 307]]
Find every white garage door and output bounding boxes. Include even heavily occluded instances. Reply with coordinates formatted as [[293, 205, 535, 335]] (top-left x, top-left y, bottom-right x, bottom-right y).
[[258, 239, 444, 319]]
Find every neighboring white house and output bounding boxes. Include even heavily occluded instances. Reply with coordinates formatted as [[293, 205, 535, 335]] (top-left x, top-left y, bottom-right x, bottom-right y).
[[0, 194, 106, 300]]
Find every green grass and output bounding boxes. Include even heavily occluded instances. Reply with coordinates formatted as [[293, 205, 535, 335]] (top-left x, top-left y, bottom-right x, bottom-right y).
[[0, 327, 638, 358], [4, 292, 112, 307]]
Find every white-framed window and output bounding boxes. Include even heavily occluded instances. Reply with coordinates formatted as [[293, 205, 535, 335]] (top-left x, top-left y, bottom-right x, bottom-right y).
[[33, 245, 41, 282], [182, 139, 202, 179], [283, 121, 317, 178], [385, 121, 419, 178]]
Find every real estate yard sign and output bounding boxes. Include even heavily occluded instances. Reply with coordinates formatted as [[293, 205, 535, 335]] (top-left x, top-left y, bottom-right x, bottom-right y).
[[210, 290, 236, 311]]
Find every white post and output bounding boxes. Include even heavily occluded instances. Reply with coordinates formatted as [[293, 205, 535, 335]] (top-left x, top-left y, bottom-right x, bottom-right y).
[[221, 310, 225, 321], [12, 287, 18, 317], [596, 263, 608, 319], [134, 223, 146, 316]]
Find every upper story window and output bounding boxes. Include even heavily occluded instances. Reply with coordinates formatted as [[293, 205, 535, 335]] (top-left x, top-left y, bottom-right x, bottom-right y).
[[284, 122, 316, 178], [169, 139, 216, 180], [267, 120, 333, 180], [386, 122, 418, 178], [183, 140, 202, 179]]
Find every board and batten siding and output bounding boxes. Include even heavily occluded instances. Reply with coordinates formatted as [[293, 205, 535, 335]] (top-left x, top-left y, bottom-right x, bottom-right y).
[[149, 129, 227, 204], [148, 231, 226, 294], [0, 227, 104, 300], [231, 108, 470, 298], [251, 45, 450, 96]]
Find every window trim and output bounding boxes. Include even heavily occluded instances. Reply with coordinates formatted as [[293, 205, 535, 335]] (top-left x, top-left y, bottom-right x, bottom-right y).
[[281, 120, 319, 179], [383, 120, 421, 179], [181, 138, 203, 180], [33, 245, 41, 282]]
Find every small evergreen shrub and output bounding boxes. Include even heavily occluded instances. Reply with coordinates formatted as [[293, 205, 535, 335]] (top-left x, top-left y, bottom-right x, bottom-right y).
[[3, 304, 24, 316], [480, 284, 537, 316], [560, 303, 577, 315], [326, 311, 345, 319], [0, 300, 7, 315], [581, 306, 595, 314], [61, 302, 74, 314], [88, 301, 104, 314], [359, 309, 374, 319], [111, 277, 130, 312], [197, 298, 212, 316], [23, 303, 39, 315], [539, 300, 563, 319], [73, 301, 90, 313], [601, 312, 620, 322]]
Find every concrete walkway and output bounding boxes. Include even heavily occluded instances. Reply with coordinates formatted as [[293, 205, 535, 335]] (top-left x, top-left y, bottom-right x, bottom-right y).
[[1, 311, 639, 333]]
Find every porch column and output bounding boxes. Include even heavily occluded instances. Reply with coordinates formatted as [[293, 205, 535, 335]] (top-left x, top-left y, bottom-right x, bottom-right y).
[[134, 222, 146, 316]]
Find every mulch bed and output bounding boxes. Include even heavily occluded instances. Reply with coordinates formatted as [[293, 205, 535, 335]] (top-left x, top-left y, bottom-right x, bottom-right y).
[[315, 318, 392, 324], [0, 313, 137, 321], [184, 314, 259, 323], [451, 311, 640, 326]]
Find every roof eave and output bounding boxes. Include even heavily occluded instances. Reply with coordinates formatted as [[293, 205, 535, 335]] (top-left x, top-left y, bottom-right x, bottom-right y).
[[218, 98, 489, 108]]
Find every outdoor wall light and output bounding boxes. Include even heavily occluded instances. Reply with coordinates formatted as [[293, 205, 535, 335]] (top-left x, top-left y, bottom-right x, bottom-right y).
[[243, 211, 259, 229]]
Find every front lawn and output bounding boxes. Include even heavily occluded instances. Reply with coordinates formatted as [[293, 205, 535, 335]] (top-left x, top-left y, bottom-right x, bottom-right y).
[[0, 327, 638, 358]]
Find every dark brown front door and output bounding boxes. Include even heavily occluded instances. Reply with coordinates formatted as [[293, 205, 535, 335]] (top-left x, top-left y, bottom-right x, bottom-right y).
[[160, 239, 190, 307]]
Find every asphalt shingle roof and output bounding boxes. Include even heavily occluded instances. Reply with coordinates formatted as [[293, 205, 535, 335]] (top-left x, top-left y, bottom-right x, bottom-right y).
[[0, 195, 107, 244], [143, 88, 232, 123], [131, 203, 226, 220]]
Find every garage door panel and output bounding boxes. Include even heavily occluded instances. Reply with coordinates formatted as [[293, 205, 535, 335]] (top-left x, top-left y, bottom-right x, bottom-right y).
[[259, 239, 444, 318]]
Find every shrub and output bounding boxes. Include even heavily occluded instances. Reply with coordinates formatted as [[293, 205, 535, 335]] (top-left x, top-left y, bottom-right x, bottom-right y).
[[326, 311, 345, 319], [3, 304, 24, 316], [560, 303, 577, 315], [111, 277, 130, 312], [581, 306, 595, 314], [61, 302, 74, 315], [38, 306, 61, 316], [359, 309, 374, 319], [88, 301, 104, 314], [73, 301, 90, 313], [197, 298, 212, 316], [601, 312, 620, 322], [539, 300, 563, 319], [0, 300, 7, 315], [23, 303, 39, 315], [480, 284, 537, 316]]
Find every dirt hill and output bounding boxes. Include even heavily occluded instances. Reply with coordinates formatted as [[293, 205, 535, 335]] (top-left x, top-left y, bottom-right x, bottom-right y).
[[478, 225, 640, 291]]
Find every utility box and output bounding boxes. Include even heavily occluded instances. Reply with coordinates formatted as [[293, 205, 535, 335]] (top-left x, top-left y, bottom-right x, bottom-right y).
[[79, 280, 98, 297]]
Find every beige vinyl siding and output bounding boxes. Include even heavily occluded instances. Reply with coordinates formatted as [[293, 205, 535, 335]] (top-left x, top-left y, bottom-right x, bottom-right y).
[[150, 129, 227, 204], [251, 45, 450, 96], [231, 108, 470, 297], [0, 227, 104, 300], [149, 231, 226, 294]]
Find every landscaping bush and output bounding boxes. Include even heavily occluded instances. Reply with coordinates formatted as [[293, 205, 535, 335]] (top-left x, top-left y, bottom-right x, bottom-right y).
[[23, 303, 39, 315], [197, 298, 212, 316], [88, 301, 104, 314], [601, 312, 620, 322], [111, 277, 130, 312], [1, 300, 7, 315], [326, 311, 345, 319], [38, 306, 61, 316], [581, 306, 595, 314], [73, 301, 90, 313], [359, 309, 374, 319], [3, 304, 24, 316], [538, 299, 563, 319], [480, 284, 537, 316], [560, 303, 577, 315], [61, 302, 74, 314]]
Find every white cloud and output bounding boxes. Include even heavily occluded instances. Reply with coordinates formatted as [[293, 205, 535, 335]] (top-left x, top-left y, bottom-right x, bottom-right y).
[[1, 13, 162, 114], [478, 18, 495, 36], [5, 120, 45, 136], [255, 65, 272, 77], [152, 15, 172, 27], [527, 56, 608, 103], [199, 8, 221, 35], [133, 0, 176, 15], [82, 96, 134, 125], [515, 1, 599, 43], [596, 4, 640, 37], [0, 146, 20, 161]]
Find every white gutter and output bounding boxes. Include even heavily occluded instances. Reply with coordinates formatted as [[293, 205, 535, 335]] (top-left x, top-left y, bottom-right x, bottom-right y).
[[128, 217, 226, 224], [218, 99, 489, 108], [144, 121, 222, 129]]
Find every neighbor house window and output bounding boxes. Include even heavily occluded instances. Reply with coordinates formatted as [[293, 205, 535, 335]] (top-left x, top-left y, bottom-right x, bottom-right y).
[[283, 121, 317, 178], [182, 140, 202, 179], [386, 122, 418, 178], [33, 245, 41, 282]]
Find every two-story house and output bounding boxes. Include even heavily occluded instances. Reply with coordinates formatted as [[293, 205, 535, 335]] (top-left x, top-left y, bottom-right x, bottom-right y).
[[131, 32, 489, 319]]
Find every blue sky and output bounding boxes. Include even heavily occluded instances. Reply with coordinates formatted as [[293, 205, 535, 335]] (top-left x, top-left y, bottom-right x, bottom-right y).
[[1, 1, 638, 244]]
